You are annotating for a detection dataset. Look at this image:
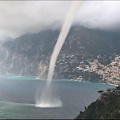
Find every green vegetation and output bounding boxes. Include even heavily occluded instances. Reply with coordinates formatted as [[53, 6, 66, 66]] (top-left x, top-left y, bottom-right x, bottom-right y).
[[82, 71, 102, 82], [76, 87, 120, 119]]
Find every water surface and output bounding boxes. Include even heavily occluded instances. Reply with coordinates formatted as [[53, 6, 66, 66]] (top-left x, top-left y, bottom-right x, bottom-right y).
[[0, 76, 115, 119]]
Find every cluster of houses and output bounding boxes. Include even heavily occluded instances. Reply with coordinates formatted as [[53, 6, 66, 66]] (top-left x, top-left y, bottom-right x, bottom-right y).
[[76, 55, 120, 84]]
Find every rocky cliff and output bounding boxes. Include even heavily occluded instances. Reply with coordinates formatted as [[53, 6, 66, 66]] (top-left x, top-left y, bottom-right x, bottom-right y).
[[75, 86, 120, 119]]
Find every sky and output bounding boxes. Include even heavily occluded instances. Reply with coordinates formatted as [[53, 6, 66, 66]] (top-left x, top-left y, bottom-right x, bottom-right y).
[[0, 1, 120, 39]]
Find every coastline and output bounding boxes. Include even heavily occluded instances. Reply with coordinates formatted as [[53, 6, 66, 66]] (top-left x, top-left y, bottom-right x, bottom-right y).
[[0, 75, 118, 87]]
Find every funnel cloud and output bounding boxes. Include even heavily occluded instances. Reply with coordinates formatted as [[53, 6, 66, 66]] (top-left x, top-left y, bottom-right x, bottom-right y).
[[36, 1, 82, 108], [47, 1, 82, 86]]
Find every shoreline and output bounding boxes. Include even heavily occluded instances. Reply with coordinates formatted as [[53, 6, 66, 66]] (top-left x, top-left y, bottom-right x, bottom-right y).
[[0, 75, 118, 86]]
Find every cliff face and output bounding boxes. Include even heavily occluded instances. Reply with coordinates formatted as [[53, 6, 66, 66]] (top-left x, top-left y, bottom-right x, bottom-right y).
[[76, 86, 120, 119], [0, 25, 120, 83]]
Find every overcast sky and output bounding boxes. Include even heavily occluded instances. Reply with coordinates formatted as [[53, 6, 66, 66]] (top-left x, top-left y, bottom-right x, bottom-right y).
[[0, 1, 120, 39]]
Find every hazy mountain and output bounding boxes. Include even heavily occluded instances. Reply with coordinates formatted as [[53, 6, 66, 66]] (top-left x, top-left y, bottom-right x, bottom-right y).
[[1, 25, 120, 81]]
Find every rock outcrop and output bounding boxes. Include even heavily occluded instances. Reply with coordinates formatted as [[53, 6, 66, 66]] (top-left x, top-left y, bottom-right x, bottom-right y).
[[75, 86, 120, 119]]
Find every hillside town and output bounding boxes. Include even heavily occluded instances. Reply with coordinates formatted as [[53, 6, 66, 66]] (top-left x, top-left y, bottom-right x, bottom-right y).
[[76, 55, 120, 85]]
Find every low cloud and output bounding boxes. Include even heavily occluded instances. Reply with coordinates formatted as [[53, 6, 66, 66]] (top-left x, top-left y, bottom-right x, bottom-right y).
[[0, 1, 120, 38], [76, 1, 120, 30]]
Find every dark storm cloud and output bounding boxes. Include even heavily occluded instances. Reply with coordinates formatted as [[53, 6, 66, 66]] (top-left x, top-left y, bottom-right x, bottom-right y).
[[0, 1, 120, 38]]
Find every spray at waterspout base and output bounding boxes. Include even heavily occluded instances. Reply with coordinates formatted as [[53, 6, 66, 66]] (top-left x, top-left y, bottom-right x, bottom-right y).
[[36, 85, 62, 108]]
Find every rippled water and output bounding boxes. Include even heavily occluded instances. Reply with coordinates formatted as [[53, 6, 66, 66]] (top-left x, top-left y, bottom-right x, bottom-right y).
[[0, 76, 115, 119]]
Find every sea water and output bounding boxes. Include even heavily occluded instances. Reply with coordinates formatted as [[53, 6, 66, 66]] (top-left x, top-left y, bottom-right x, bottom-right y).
[[0, 76, 115, 119]]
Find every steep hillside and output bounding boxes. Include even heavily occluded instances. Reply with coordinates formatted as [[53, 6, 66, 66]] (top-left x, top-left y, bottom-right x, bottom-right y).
[[1, 25, 120, 82], [76, 86, 120, 119]]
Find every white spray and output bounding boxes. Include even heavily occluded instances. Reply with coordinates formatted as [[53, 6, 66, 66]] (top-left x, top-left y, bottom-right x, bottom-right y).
[[36, 1, 82, 108]]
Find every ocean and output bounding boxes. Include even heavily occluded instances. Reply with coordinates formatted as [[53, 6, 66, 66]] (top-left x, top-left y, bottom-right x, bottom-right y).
[[0, 76, 115, 119]]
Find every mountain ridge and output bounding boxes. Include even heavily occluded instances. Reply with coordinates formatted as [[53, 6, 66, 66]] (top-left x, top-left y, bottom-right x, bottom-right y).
[[1, 25, 120, 84]]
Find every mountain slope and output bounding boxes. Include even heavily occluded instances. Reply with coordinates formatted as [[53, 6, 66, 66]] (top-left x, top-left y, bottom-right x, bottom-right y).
[[1, 25, 120, 82]]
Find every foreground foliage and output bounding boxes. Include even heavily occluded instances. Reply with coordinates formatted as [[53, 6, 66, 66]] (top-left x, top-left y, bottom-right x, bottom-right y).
[[76, 86, 120, 119]]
